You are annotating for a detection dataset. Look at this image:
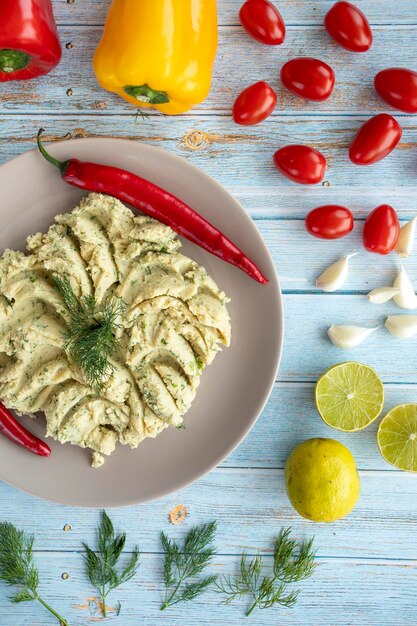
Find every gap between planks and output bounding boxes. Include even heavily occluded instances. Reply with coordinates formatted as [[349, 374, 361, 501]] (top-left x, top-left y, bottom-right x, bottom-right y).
[[55, 22, 417, 29], [1, 111, 415, 118], [24, 551, 417, 564]]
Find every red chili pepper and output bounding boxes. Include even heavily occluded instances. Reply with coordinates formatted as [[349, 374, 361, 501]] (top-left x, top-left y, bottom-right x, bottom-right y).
[[37, 130, 268, 284], [0, 402, 51, 457], [0, 0, 61, 82]]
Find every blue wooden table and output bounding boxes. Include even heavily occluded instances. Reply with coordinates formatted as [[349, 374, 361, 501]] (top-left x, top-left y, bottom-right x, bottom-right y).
[[1, 1, 417, 624]]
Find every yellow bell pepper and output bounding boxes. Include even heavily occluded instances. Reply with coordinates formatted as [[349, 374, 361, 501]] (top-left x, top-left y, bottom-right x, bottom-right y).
[[93, 0, 218, 115]]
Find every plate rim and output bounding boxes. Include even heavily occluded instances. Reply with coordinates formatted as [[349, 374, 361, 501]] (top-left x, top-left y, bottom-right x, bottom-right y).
[[0, 137, 284, 507]]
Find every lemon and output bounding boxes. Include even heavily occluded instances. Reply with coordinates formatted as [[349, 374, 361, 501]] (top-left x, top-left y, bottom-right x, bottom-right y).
[[377, 404, 417, 472], [284, 438, 360, 523], [315, 362, 384, 431]]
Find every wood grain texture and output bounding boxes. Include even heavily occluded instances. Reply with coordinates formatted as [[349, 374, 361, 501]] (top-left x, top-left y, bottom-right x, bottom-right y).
[[0, 553, 416, 626], [260, 219, 417, 291], [281, 294, 417, 383], [1, 2, 417, 624], [54, 0, 417, 26], [0, 116, 416, 196], [223, 382, 417, 470], [2, 25, 417, 114], [1, 469, 416, 559]]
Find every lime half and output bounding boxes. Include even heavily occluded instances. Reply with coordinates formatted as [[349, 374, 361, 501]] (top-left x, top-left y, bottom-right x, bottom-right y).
[[377, 404, 417, 472], [315, 362, 384, 431]]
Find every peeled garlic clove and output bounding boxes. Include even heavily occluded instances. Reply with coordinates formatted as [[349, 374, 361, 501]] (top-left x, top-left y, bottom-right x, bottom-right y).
[[316, 253, 357, 293], [328, 325, 379, 348], [385, 315, 417, 339], [395, 215, 417, 258], [367, 287, 401, 304], [393, 264, 417, 309]]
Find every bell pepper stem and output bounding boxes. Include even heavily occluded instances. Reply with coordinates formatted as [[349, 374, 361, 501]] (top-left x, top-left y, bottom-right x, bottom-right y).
[[124, 84, 170, 105], [0, 49, 31, 73], [37, 129, 69, 176]]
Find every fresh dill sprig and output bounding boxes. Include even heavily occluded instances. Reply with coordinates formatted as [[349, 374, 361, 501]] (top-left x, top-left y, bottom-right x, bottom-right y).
[[215, 528, 317, 617], [161, 521, 218, 611], [53, 276, 124, 391], [0, 522, 69, 625], [82, 511, 140, 618]]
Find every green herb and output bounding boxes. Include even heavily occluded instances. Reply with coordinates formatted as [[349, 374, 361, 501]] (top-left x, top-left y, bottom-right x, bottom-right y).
[[215, 528, 317, 617], [161, 521, 217, 610], [53, 276, 125, 391], [82, 511, 140, 618], [0, 522, 69, 625]]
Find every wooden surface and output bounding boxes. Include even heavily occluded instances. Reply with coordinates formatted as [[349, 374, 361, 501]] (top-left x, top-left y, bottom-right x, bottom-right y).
[[1, 1, 417, 624]]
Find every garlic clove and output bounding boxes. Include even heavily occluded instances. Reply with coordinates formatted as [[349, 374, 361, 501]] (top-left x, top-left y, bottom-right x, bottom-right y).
[[316, 253, 357, 293], [395, 215, 417, 259], [367, 287, 401, 304], [327, 325, 379, 348], [393, 264, 417, 309], [385, 315, 417, 339]]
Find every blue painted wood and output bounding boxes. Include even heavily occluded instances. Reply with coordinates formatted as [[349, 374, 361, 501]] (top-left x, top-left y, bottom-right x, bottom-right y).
[[1, 2, 417, 625], [53, 0, 417, 27], [0, 116, 416, 196], [2, 23, 417, 114], [1, 552, 416, 626], [281, 294, 417, 383], [1, 465, 417, 558]]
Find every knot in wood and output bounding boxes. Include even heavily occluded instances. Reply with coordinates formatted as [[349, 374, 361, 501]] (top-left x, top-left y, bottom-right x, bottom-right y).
[[182, 130, 209, 151]]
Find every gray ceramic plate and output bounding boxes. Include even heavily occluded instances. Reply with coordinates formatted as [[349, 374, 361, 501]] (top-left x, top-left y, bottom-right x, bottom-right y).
[[0, 138, 283, 507]]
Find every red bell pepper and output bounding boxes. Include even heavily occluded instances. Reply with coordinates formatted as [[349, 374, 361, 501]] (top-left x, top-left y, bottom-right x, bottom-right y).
[[0, 0, 62, 81]]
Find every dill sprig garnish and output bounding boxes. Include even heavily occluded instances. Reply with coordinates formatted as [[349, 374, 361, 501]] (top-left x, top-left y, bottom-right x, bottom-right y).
[[215, 528, 317, 617], [82, 511, 140, 618], [161, 521, 218, 611], [0, 522, 69, 625], [53, 276, 125, 391]]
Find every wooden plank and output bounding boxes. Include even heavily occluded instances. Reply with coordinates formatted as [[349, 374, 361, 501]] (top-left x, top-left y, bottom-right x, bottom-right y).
[[1, 552, 416, 626], [1, 25, 417, 114], [54, 0, 417, 26], [258, 219, 417, 292], [223, 383, 417, 470], [230, 187, 417, 220], [281, 293, 417, 383], [0, 553, 415, 625], [0, 116, 416, 197], [1, 468, 416, 559]]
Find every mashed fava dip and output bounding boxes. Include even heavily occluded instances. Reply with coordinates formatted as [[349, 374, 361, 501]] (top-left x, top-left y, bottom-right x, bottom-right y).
[[0, 194, 231, 466]]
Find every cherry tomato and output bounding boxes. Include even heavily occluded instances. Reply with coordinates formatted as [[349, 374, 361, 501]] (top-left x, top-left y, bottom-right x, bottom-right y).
[[363, 204, 400, 255], [374, 68, 417, 114], [233, 81, 277, 126], [324, 1, 372, 52], [239, 0, 286, 45], [349, 114, 402, 165], [305, 205, 354, 239], [273, 145, 327, 185], [280, 58, 335, 101]]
